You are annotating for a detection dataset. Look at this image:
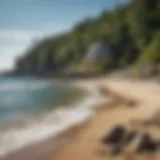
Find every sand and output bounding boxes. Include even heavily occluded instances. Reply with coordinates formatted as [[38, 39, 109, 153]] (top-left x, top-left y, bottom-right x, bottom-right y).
[[2, 77, 160, 160], [49, 78, 160, 160]]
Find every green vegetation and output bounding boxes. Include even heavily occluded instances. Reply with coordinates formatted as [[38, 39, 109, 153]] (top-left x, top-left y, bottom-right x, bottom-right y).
[[15, 0, 160, 75], [139, 32, 160, 64]]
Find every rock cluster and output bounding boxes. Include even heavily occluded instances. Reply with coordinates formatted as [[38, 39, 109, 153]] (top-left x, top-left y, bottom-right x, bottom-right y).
[[102, 125, 158, 156]]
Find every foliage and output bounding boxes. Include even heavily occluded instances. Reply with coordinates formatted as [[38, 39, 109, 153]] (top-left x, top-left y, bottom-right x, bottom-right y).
[[138, 31, 160, 64], [15, 0, 160, 74]]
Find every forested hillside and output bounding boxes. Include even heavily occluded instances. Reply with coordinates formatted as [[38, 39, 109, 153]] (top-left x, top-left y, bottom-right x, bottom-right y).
[[15, 0, 160, 75]]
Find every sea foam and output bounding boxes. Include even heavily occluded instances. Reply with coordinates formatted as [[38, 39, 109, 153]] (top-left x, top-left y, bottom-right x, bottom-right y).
[[0, 84, 107, 157]]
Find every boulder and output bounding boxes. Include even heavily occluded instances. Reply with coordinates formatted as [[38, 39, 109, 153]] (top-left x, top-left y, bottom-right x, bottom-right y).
[[125, 132, 157, 153], [102, 125, 126, 145], [124, 131, 138, 145], [125, 100, 137, 108], [107, 144, 121, 156]]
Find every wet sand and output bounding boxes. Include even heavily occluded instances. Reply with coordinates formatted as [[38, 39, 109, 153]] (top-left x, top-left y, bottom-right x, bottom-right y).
[[0, 121, 90, 160], [0, 79, 104, 160]]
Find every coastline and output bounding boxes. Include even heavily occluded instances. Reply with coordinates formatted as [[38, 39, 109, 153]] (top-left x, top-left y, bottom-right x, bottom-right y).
[[0, 121, 89, 160], [0, 78, 107, 160], [1, 77, 160, 160], [49, 78, 160, 160]]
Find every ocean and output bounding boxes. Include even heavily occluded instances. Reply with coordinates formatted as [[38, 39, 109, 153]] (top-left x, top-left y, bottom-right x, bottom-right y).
[[0, 77, 103, 157]]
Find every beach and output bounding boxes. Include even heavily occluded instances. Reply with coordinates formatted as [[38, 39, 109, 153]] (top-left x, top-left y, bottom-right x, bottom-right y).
[[0, 77, 104, 160], [49, 77, 160, 160], [1, 77, 160, 160]]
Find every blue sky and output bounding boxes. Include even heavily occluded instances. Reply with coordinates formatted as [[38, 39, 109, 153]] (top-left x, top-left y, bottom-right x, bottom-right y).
[[0, 0, 129, 71]]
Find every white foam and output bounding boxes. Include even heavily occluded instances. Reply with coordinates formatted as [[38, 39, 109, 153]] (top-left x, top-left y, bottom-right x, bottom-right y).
[[0, 85, 107, 157]]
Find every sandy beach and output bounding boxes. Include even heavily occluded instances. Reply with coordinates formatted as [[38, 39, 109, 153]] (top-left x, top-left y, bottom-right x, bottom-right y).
[[1, 77, 160, 160], [48, 77, 160, 160]]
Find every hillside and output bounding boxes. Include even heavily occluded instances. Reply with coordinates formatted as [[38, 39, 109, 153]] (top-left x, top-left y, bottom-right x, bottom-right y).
[[15, 0, 160, 76]]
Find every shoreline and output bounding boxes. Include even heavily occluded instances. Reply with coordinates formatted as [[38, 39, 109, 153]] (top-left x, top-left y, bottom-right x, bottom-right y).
[[0, 120, 89, 160], [0, 79, 107, 160], [49, 78, 160, 160], [1, 77, 160, 160]]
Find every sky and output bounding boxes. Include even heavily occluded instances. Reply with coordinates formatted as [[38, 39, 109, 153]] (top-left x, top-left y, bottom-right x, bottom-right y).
[[0, 0, 129, 71]]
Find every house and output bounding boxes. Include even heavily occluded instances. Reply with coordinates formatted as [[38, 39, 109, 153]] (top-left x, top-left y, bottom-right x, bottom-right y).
[[85, 42, 112, 63]]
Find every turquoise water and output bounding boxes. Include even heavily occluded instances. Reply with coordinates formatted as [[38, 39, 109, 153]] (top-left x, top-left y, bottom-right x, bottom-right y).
[[0, 77, 86, 126], [0, 77, 102, 157]]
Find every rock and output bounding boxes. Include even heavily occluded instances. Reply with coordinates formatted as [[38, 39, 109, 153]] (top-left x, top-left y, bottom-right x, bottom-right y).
[[124, 131, 138, 145], [106, 144, 121, 156], [125, 132, 157, 153], [139, 64, 158, 77], [125, 100, 137, 108], [102, 125, 126, 145]]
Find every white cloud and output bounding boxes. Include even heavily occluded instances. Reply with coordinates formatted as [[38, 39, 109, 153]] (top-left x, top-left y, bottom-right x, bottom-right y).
[[0, 46, 27, 71], [0, 28, 62, 71], [0, 29, 58, 42]]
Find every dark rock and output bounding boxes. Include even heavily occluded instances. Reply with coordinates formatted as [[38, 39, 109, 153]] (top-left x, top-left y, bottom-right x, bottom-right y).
[[126, 100, 137, 108], [139, 64, 158, 77], [124, 131, 138, 145], [107, 144, 121, 156], [125, 132, 157, 153], [102, 125, 126, 145]]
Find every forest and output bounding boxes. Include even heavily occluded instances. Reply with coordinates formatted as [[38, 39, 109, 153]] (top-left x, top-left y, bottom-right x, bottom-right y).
[[15, 0, 160, 75]]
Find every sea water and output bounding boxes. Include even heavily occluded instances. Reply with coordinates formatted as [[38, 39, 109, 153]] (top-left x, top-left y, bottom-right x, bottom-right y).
[[0, 77, 104, 156]]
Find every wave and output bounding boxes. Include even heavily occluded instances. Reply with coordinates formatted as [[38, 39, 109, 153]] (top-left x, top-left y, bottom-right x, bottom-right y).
[[0, 85, 107, 157]]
